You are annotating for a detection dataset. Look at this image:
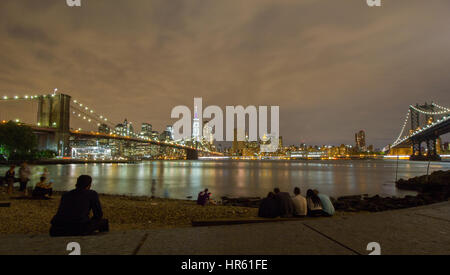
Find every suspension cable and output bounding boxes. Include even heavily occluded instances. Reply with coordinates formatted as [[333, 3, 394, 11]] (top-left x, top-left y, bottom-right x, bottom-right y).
[[394, 109, 410, 144]]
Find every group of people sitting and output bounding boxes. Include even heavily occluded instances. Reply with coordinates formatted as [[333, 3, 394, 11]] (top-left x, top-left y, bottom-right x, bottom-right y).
[[3, 166, 108, 236], [4, 165, 334, 237], [2, 164, 53, 198], [3, 163, 31, 194], [258, 187, 335, 218], [196, 188, 217, 206]]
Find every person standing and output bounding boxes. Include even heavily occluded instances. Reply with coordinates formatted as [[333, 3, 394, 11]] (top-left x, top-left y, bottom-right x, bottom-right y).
[[19, 162, 31, 195], [150, 179, 156, 198], [292, 187, 307, 217], [5, 165, 16, 194]]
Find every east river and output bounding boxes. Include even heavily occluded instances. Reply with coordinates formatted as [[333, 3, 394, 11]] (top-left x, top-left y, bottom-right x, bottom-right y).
[[2, 160, 450, 199]]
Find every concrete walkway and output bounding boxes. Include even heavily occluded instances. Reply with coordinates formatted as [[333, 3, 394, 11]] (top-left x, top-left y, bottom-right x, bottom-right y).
[[1, 201, 449, 255]]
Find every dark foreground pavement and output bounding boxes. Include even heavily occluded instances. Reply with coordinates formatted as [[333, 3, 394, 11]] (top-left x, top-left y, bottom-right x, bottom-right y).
[[1, 201, 449, 255]]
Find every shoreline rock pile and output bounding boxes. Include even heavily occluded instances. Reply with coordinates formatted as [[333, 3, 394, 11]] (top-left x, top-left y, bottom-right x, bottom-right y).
[[396, 170, 450, 194], [332, 193, 446, 212], [334, 170, 450, 212]]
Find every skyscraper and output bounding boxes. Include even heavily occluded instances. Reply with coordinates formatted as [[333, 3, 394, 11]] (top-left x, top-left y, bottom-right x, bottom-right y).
[[232, 128, 245, 155], [98, 123, 110, 134], [355, 130, 366, 151], [166, 125, 174, 140], [203, 120, 214, 145], [115, 119, 134, 136], [140, 123, 152, 137], [192, 105, 200, 142]]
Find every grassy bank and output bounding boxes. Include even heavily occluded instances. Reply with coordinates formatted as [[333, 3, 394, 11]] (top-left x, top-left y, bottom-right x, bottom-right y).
[[0, 187, 259, 235]]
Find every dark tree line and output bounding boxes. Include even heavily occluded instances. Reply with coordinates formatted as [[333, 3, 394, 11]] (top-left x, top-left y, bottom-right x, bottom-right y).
[[0, 121, 55, 161]]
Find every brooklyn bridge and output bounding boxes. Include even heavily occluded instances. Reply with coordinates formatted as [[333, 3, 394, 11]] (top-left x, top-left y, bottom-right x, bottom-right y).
[[0, 93, 222, 160]]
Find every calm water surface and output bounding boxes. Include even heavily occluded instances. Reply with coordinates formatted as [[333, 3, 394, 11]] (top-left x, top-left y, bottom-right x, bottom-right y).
[[2, 160, 450, 199]]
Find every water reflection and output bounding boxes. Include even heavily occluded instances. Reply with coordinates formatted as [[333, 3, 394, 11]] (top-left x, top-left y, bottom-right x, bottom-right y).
[[1, 160, 449, 199]]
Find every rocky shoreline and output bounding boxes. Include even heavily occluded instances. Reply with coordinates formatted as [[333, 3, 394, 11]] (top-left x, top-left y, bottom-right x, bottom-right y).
[[222, 170, 450, 212]]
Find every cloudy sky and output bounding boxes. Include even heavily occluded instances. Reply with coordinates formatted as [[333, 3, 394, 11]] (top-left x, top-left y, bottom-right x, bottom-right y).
[[0, 0, 449, 147]]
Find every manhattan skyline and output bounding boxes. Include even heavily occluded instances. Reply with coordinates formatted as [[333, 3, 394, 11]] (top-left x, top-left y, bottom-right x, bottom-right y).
[[0, 0, 450, 147]]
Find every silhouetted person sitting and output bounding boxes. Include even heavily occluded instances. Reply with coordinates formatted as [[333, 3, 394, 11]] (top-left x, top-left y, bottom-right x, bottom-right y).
[[32, 177, 53, 199], [197, 188, 211, 206], [274, 188, 295, 218], [5, 165, 16, 194], [315, 190, 335, 217], [50, 175, 109, 237], [306, 189, 323, 217], [258, 192, 280, 218]]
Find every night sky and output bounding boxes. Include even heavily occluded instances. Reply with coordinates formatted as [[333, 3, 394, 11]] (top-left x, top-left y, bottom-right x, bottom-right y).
[[1, 0, 449, 148]]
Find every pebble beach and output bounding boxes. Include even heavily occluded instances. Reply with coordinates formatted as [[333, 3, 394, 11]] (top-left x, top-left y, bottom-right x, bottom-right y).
[[0, 187, 258, 235]]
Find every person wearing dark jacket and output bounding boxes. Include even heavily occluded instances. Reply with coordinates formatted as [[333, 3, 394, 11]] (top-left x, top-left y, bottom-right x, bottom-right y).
[[258, 192, 280, 218], [5, 165, 16, 194], [197, 188, 211, 206], [306, 189, 324, 217], [274, 188, 295, 217], [49, 175, 109, 237]]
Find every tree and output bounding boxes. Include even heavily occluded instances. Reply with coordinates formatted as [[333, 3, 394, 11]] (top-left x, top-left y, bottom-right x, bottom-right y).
[[0, 121, 38, 160]]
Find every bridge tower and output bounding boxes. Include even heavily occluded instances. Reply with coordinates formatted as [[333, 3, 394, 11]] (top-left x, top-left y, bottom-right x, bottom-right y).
[[410, 105, 421, 157], [409, 103, 441, 161], [37, 94, 71, 156]]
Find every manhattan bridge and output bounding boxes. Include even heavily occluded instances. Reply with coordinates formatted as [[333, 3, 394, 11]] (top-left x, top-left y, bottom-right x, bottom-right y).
[[386, 102, 450, 161], [0, 92, 221, 160]]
